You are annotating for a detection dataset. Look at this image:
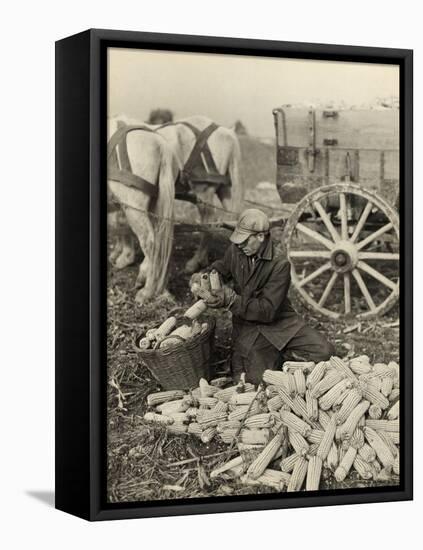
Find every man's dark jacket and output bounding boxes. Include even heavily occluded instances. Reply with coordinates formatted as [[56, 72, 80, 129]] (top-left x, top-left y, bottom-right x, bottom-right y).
[[211, 238, 306, 357]]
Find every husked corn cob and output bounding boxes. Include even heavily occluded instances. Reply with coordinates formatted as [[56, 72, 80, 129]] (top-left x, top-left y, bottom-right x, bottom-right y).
[[159, 324, 193, 348], [319, 379, 352, 411], [247, 430, 284, 479], [213, 401, 229, 413], [214, 383, 255, 402], [393, 456, 400, 476], [200, 272, 212, 291], [365, 376, 383, 393], [143, 412, 174, 425], [288, 431, 310, 454], [184, 300, 207, 320], [209, 376, 232, 388], [230, 391, 259, 406], [216, 420, 241, 432], [283, 361, 315, 373], [384, 431, 400, 445], [353, 456, 373, 479], [219, 430, 237, 443], [197, 410, 227, 427], [167, 412, 189, 423], [277, 387, 295, 409], [381, 376, 394, 397], [363, 427, 395, 469], [330, 356, 357, 381], [349, 357, 372, 375], [358, 443, 376, 463], [336, 388, 363, 424], [338, 400, 370, 440], [317, 416, 337, 460], [372, 363, 396, 378], [307, 429, 324, 444], [293, 369, 307, 395], [311, 371, 344, 399], [292, 395, 315, 425], [263, 370, 290, 389], [332, 388, 351, 409], [240, 428, 271, 446], [369, 459, 382, 478], [306, 455, 323, 491], [388, 388, 400, 402], [157, 398, 192, 414], [368, 405, 382, 419], [147, 390, 186, 407], [210, 456, 244, 479], [228, 403, 261, 421], [185, 407, 199, 418], [306, 390, 319, 421], [199, 378, 218, 397], [168, 423, 188, 435], [201, 426, 217, 443], [378, 431, 398, 458], [365, 419, 399, 433], [267, 395, 284, 412], [244, 413, 274, 429], [241, 469, 288, 491], [335, 446, 357, 481], [306, 443, 319, 458], [349, 427, 365, 450], [326, 443, 339, 471], [280, 452, 301, 472], [265, 385, 280, 398], [306, 361, 327, 389], [279, 410, 312, 437], [318, 409, 331, 430], [209, 269, 222, 290], [198, 397, 218, 408], [387, 400, 399, 420], [154, 316, 177, 339], [138, 337, 152, 349], [286, 373, 297, 396], [287, 456, 308, 492], [187, 423, 203, 436]]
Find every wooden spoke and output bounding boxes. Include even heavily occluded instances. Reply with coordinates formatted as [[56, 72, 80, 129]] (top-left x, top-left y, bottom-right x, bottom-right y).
[[352, 269, 376, 311], [318, 272, 338, 307], [350, 201, 373, 243], [296, 222, 334, 249], [358, 252, 399, 261], [313, 201, 340, 243], [357, 260, 398, 292], [289, 250, 332, 259], [344, 273, 351, 314], [356, 222, 394, 250], [298, 262, 332, 288], [339, 193, 348, 240]]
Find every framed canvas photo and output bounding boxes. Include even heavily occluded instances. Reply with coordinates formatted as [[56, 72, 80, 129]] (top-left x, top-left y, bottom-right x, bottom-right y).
[[55, 29, 413, 521]]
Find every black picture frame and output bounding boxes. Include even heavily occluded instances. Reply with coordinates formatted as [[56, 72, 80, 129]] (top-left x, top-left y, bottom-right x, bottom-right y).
[[55, 28, 413, 521]]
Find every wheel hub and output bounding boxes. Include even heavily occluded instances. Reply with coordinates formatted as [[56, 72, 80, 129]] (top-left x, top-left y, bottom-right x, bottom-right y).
[[330, 240, 358, 273]]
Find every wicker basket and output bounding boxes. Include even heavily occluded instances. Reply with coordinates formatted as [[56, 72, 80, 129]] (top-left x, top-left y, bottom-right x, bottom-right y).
[[135, 319, 216, 390]]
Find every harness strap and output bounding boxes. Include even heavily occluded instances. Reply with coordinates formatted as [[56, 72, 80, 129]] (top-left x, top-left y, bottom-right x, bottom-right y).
[[183, 122, 219, 177], [107, 125, 159, 198]]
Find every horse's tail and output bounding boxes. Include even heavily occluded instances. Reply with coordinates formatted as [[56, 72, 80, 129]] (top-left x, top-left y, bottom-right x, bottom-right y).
[[228, 134, 244, 214], [147, 143, 176, 295]]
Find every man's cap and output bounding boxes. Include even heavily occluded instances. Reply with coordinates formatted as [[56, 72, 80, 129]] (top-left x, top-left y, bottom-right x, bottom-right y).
[[230, 208, 270, 244]]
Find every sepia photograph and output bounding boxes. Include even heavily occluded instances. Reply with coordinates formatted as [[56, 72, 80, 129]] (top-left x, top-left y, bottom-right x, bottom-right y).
[[106, 46, 401, 504]]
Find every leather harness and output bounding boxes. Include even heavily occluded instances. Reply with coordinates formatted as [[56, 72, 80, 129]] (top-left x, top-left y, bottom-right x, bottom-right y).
[[107, 121, 232, 199]]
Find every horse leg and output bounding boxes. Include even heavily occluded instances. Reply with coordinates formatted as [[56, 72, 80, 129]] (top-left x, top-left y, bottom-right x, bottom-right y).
[[184, 185, 216, 274], [114, 230, 136, 269]]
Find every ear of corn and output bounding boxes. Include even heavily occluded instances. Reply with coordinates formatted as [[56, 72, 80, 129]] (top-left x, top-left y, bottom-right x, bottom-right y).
[[147, 390, 186, 407], [278, 386, 295, 409], [288, 431, 310, 454], [330, 356, 357, 381], [244, 413, 274, 429], [197, 410, 228, 427], [263, 370, 290, 389], [292, 395, 316, 425], [279, 410, 312, 437], [372, 363, 396, 378], [184, 300, 208, 320], [167, 412, 189, 423], [305, 389, 319, 421], [230, 391, 259, 406], [381, 376, 394, 397], [213, 401, 229, 413], [306, 456, 323, 491], [349, 427, 365, 450], [387, 400, 399, 420], [209, 269, 222, 290], [360, 381, 390, 410], [200, 426, 217, 443], [336, 388, 363, 424], [283, 361, 315, 373], [383, 431, 400, 445], [393, 456, 400, 476], [363, 426, 395, 469], [349, 357, 372, 375], [317, 416, 337, 460], [155, 316, 177, 338], [311, 371, 344, 399], [307, 429, 324, 444], [287, 456, 308, 492], [388, 389, 400, 403], [228, 403, 261, 421], [144, 412, 174, 425], [280, 452, 300, 472], [287, 373, 297, 396], [214, 383, 255, 402], [326, 443, 339, 472], [210, 456, 243, 479], [365, 419, 399, 433], [187, 423, 203, 436], [318, 409, 331, 430], [241, 469, 288, 491], [240, 428, 271, 445], [306, 361, 327, 389], [319, 379, 352, 411], [353, 456, 373, 479], [368, 405, 382, 419], [335, 446, 357, 481], [267, 395, 284, 412], [338, 400, 370, 440], [210, 376, 232, 388], [168, 423, 188, 435], [246, 430, 284, 480], [157, 398, 192, 414], [198, 396, 218, 408], [294, 369, 307, 395]]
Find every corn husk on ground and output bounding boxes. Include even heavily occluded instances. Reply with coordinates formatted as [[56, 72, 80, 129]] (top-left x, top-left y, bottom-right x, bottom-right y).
[[142, 355, 400, 494]]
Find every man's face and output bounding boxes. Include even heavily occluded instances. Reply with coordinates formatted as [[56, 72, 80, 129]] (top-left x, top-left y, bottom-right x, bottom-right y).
[[237, 233, 265, 256]]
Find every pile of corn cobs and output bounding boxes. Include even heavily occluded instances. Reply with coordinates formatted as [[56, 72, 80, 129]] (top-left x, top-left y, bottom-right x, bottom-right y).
[[143, 355, 400, 492]]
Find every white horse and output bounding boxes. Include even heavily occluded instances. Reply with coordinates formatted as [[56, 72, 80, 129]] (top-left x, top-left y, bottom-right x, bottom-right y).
[[108, 115, 244, 304]]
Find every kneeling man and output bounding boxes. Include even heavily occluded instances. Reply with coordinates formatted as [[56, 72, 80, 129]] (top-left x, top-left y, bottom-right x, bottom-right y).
[[200, 208, 335, 385]]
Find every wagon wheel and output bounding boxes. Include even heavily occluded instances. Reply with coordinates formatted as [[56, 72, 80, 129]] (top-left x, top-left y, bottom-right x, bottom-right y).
[[284, 183, 399, 320]]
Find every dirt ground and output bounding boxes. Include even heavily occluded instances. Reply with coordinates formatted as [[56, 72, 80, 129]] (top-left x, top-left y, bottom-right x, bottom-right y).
[[106, 136, 400, 504]]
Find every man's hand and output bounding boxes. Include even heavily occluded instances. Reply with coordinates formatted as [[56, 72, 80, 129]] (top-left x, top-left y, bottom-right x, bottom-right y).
[[204, 287, 237, 309]]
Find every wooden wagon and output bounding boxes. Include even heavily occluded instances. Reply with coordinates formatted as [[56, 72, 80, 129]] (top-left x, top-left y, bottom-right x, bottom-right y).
[[272, 106, 399, 320]]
